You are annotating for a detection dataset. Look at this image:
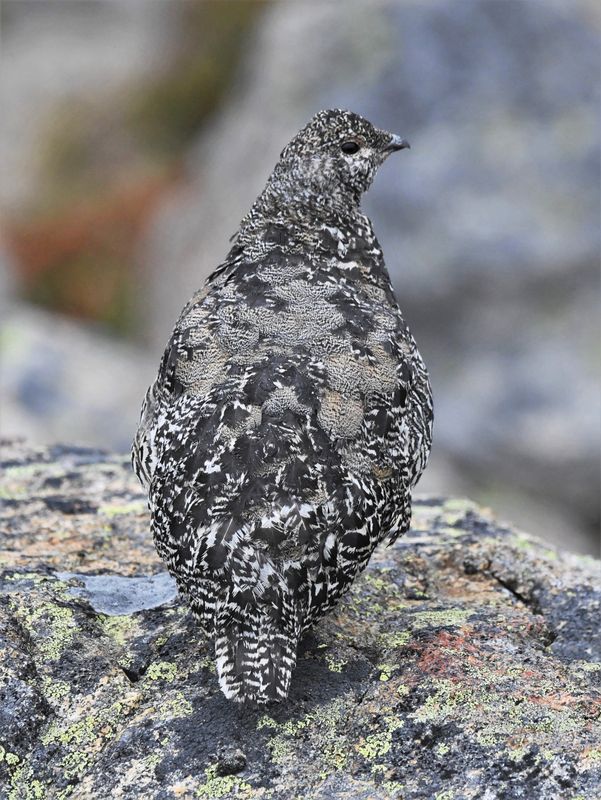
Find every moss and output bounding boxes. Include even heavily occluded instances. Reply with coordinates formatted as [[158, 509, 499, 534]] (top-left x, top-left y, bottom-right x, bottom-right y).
[[127, 1, 266, 156]]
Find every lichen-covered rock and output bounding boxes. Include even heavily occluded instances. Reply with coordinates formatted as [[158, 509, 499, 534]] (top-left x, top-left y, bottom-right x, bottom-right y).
[[0, 441, 599, 799], [142, 0, 601, 552]]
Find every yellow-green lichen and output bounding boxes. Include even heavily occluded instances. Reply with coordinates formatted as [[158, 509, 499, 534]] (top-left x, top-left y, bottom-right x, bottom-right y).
[[378, 631, 411, 649], [196, 764, 253, 798], [573, 661, 601, 673], [259, 698, 352, 775], [377, 663, 398, 682], [381, 780, 406, 797], [363, 574, 388, 592], [356, 717, 404, 760], [157, 691, 194, 721], [144, 753, 161, 769], [146, 660, 178, 682], [0, 746, 20, 766], [5, 572, 48, 585], [197, 653, 216, 673], [8, 764, 47, 800], [256, 715, 278, 731], [41, 677, 71, 703], [411, 680, 494, 725], [100, 614, 137, 648], [38, 694, 141, 787], [440, 497, 479, 526], [325, 653, 348, 673], [580, 747, 601, 768], [9, 597, 76, 662], [99, 501, 147, 517], [409, 608, 471, 630], [511, 532, 537, 551]]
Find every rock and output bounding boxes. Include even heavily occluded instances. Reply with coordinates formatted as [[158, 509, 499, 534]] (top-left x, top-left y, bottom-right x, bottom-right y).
[[0, 304, 156, 452], [56, 573, 178, 617], [0, 0, 176, 212], [141, 0, 601, 552], [0, 440, 599, 799]]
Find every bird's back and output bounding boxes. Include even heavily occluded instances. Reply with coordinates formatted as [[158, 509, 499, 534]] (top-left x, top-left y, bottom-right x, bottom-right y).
[[134, 108, 434, 703], [133, 217, 432, 702]]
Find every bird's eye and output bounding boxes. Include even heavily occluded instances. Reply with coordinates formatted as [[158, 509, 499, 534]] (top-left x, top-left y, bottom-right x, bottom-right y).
[[341, 141, 360, 155]]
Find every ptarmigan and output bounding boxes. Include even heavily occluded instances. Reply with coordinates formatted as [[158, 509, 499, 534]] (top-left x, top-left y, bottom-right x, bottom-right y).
[[133, 109, 433, 703]]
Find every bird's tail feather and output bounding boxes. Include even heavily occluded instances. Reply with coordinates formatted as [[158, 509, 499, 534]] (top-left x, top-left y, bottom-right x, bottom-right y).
[[215, 597, 300, 704]]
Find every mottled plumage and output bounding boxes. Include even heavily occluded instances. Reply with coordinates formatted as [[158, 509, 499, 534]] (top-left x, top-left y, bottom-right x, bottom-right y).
[[133, 109, 433, 703]]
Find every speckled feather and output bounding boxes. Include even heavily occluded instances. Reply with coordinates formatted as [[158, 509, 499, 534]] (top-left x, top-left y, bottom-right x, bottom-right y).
[[133, 110, 433, 703]]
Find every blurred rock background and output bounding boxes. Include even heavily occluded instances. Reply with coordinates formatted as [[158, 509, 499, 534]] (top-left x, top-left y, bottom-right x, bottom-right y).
[[1, 0, 599, 556]]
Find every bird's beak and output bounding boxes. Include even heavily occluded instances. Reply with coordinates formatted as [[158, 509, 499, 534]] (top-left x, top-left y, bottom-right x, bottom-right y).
[[385, 134, 411, 152]]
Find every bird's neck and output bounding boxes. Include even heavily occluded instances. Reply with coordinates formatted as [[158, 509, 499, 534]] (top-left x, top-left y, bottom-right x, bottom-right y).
[[239, 168, 361, 237]]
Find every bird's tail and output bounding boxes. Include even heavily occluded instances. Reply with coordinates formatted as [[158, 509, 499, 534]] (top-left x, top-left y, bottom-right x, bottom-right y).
[[214, 596, 300, 704]]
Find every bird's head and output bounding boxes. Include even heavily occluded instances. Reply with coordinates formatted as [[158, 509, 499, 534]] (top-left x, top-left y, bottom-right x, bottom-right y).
[[264, 109, 409, 221]]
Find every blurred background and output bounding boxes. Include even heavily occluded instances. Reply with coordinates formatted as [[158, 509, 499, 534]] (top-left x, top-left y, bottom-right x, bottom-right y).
[[1, 0, 599, 555]]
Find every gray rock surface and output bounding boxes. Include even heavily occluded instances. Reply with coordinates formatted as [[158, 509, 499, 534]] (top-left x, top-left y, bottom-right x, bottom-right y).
[[0, 441, 600, 799], [0, 304, 156, 452], [56, 572, 178, 617], [141, 0, 601, 552]]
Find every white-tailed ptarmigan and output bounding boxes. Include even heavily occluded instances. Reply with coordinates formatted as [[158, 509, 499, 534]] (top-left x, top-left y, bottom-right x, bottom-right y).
[[133, 109, 433, 703]]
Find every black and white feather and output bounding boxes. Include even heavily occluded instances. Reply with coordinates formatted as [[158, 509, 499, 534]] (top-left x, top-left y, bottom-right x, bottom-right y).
[[133, 110, 433, 703]]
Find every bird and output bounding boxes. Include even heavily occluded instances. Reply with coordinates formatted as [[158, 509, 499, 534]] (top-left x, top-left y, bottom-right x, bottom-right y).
[[132, 109, 433, 704]]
